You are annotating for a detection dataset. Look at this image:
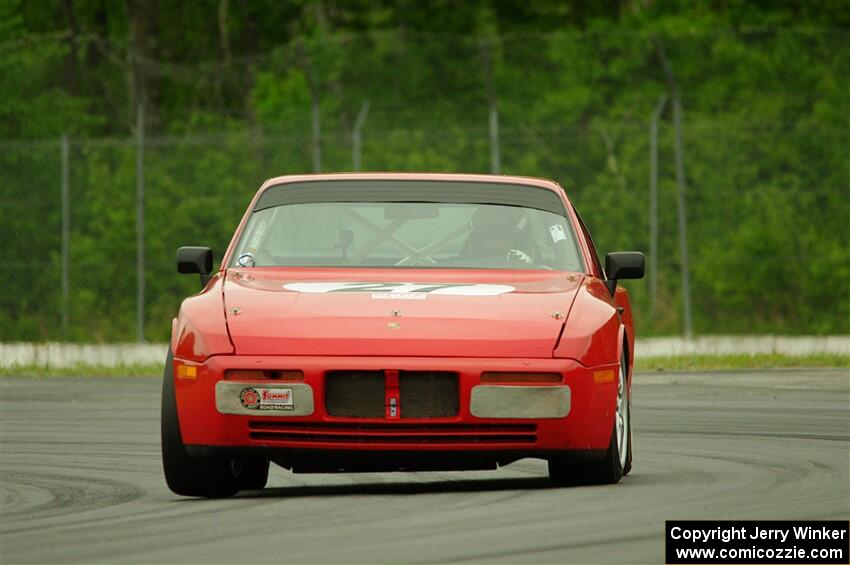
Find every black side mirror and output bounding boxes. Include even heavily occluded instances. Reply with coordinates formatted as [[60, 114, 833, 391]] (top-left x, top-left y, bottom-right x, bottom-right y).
[[604, 251, 645, 295], [177, 246, 214, 287]]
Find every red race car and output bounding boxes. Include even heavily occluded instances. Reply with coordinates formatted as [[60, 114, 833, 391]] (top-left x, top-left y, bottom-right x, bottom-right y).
[[162, 173, 644, 497]]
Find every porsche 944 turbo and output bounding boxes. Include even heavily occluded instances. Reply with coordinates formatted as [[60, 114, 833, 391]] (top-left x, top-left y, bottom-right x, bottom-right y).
[[162, 173, 644, 497]]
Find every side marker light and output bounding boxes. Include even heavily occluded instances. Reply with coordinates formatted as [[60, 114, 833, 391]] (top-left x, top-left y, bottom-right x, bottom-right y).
[[176, 364, 197, 379], [593, 370, 615, 383]]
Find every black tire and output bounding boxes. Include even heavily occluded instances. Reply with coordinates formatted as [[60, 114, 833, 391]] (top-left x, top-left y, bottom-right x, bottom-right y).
[[237, 459, 270, 491], [548, 348, 630, 486], [161, 351, 241, 498], [548, 426, 623, 486]]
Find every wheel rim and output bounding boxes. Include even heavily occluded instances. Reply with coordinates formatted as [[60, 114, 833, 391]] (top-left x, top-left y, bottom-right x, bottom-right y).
[[616, 358, 629, 469]]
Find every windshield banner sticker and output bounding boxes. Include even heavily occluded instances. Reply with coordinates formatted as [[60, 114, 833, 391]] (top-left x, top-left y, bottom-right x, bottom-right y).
[[549, 224, 568, 243], [283, 282, 516, 296]]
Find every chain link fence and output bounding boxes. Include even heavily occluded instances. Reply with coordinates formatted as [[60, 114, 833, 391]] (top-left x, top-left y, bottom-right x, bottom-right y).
[[3, 120, 847, 343]]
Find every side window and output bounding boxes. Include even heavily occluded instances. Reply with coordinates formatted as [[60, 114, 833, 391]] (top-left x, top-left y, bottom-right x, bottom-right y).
[[573, 206, 604, 278]]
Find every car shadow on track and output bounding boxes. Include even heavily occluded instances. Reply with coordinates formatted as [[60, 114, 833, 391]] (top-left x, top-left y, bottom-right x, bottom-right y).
[[237, 476, 551, 499]]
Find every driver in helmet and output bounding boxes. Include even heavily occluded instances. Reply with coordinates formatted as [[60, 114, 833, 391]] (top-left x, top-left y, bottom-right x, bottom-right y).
[[458, 205, 534, 264]]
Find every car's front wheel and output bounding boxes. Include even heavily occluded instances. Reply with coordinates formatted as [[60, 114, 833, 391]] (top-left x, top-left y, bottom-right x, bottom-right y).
[[548, 350, 631, 486], [236, 458, 270, 491], [161, 351, 267, 498]]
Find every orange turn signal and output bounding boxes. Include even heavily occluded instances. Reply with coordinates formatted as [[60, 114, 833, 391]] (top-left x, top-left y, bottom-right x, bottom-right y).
[[593, 369, 615, 383], [176, 364, 197, 379], [480, 372, 562, 384], [225, 369, 304, 381]]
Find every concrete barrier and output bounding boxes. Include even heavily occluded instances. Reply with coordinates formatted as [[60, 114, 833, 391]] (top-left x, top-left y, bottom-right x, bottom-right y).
[[1, 336, 848, 368], [0, 342, 168, 368], [634, 335, 849, 358]]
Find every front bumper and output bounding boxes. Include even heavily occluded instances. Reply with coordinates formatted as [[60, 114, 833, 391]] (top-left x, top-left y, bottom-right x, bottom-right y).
[[174, 355, 618, 454]]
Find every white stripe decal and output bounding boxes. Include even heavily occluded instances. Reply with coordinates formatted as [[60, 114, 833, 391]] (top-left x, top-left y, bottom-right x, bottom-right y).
[[283, 282, 515, 296]]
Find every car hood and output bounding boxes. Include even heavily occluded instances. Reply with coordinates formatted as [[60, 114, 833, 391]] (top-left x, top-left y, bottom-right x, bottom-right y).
[[223, 268, 583, 358]]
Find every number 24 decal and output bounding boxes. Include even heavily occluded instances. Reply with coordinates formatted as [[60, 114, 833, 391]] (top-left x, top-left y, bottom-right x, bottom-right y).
[[282, 282, 515, 296]]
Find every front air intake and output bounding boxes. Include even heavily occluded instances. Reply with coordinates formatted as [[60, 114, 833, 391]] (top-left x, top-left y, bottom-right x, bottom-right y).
[[248, 422, 538, 445], [399, 371, 458, 418], [324, 370, 459, 419], [325, 371, 385, 418]]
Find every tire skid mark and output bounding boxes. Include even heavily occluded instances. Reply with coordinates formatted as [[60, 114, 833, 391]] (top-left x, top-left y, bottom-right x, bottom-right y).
[[641, 430, 849, 442], [448, 531, 659, 563], [0, 470, 143, 533], [634, 441, 845, 519]]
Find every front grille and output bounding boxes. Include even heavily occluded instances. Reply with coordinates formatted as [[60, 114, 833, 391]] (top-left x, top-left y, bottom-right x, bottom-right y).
[[324, 370, 460, 419], [325, 371, 385, 418], [399, 371, 458, 418], [248, 421, 537, 445]]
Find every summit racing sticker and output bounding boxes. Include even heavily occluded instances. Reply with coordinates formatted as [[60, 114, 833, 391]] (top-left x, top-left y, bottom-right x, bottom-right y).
[[239, 387, 294, 411], [283, 282, 515, 296]]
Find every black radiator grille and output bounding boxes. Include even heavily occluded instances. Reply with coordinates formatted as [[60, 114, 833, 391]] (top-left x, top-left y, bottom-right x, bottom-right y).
[[399, 371, 458, 418], [323, 370, 459, 418], [325, 371, 385, 418]]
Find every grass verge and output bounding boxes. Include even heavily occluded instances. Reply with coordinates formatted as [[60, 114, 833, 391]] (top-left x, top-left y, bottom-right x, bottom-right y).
[[0, 363, 163, 378], [635, 353, 849, 372], [1, 354, 847, 377]]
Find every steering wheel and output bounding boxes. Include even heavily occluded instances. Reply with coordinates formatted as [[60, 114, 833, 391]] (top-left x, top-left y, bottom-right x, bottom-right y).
[[505, 248, 534, 264]]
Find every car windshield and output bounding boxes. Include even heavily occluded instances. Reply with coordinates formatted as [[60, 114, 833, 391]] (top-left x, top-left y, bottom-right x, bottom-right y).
[[230, 183, 584, 271]]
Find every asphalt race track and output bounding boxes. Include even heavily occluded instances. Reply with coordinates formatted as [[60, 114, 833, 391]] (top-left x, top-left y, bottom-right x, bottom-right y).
[[1, 369, 848, 564]]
